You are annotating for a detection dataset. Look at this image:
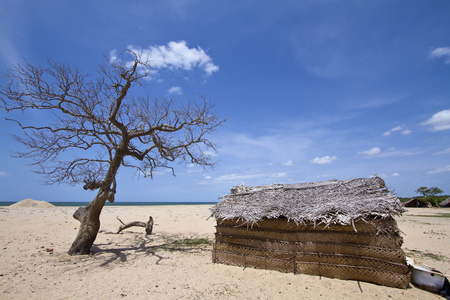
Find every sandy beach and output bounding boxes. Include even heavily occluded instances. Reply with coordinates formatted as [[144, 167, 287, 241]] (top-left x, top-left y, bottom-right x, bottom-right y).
[[0, 204, 448, 299]]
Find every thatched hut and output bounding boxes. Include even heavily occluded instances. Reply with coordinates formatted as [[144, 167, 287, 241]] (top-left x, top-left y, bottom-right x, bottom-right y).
[[211, 177, 410, 289], [403, 198, 430, 208], [439, 197, 450, 208]]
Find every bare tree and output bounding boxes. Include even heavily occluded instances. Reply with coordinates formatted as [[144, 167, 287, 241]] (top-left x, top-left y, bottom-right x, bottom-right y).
[[0, 50, 225, 255]]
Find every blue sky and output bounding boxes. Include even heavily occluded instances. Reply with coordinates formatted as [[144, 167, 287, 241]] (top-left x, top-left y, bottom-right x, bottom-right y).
[[1, 0, 449, 202]]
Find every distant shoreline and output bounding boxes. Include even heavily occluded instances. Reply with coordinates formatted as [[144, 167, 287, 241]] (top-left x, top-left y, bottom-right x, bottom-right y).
[[0, 201, 217, 207]]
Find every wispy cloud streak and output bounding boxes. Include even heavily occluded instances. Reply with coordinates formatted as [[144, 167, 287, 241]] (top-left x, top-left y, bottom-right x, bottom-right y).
[[430, 46, 450, 64], [422, 109, 450, 132]]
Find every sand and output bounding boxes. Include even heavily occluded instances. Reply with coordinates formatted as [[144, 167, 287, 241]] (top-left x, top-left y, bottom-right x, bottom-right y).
[[0, 205, 448, 299], [8, 199, 55, 208]]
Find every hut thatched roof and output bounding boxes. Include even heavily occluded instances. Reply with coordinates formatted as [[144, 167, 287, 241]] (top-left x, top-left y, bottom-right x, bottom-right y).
[[211, 177, 404, 226], [440, 197, 450, 207], [403, 198, 429, 208]]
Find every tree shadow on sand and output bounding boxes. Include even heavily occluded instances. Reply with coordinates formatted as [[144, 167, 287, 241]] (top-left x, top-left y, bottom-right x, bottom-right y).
[[90, 233, 212, 267]]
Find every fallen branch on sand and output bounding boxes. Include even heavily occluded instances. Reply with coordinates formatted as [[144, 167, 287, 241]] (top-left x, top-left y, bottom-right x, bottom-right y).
[[115, 216, 154, 235]]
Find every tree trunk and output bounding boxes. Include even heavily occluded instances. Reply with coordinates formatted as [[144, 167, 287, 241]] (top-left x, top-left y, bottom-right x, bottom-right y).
[[67, 211, 100, 255], [67, 191, 109, 255], [67, 142, 127, 255]]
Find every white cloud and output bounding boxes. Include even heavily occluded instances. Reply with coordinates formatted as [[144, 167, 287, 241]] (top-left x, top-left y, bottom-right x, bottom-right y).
[[428, 165, 450, 174], [127, 41, 219, 76], [0, 4, 22, 67], [186, 162, 205, 173], [218, 132, 312, 162], [109, 49, 119, 62], [205, 172, 288, 184], [434, 148, 450, 155], [358, 147, 419, 158], [383, 125, 411, 136], [0, 171, 9, 177], [358, 147, 381, 156], [422, 109, 450, 131], [203, 150, 217, 157], [380, 172, 400, 178], [311, 155, 337, 164], [283, 160, 294, 166], [430, 47, 450, 64], [383, 126, 401, 136], [168, 86, 183, 95], [401, 129, 412, 135], [383, 150, 420, 157]]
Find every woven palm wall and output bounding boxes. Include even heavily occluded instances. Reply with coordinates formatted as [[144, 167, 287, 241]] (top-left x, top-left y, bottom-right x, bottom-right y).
[[212, 217, 410, 288]]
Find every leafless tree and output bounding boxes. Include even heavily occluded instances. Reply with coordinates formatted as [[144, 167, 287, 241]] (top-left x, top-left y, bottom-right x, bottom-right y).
[[0, 50, 225, 255]]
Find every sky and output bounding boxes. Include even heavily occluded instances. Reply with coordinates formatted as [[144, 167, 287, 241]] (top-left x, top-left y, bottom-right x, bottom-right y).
[[0, 0, 449, 203]]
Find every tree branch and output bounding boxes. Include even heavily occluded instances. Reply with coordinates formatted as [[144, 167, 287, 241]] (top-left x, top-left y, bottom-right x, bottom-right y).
[[1, 51, 224, 188], [116, 216, 153, 235]]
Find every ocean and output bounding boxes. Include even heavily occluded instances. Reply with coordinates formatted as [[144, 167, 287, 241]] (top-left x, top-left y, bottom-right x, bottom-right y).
[[0, 201, 217, 207]]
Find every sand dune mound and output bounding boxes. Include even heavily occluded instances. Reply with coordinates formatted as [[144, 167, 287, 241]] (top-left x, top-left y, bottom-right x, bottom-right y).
[[9, 198, 55, 208]]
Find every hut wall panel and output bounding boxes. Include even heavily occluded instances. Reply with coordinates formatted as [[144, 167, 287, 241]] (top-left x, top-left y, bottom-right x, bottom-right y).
[[213, 219, 410, 289], [294, 242, 406, 263], [213, 249, 410, 289], [244, 255, 294, 273], [214, 243, 294, 260], [214, 243, 408, 274], [295, 253, 408, 274], [216, 226, 403, 249], [217, 218, 400, 234], [215, 234, 406, 263], [213, 250, 295, 274], [295, 263, 410, 289]]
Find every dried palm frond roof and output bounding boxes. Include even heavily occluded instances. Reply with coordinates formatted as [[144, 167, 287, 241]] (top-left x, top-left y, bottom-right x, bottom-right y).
[[211, 177, 404, 226]]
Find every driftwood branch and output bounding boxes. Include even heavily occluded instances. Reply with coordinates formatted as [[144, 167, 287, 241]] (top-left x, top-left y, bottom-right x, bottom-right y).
[[116, 216, 154, 235]]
